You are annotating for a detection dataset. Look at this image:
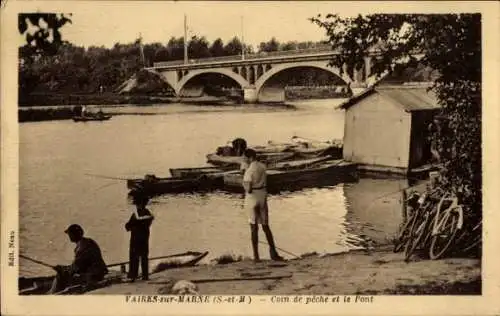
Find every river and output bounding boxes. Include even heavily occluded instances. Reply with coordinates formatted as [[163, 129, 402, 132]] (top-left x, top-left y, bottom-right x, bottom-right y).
[[19, 99, 407, 276]]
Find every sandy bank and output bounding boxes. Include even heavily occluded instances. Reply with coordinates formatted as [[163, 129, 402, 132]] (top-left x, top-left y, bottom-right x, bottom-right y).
[[90, 247, 480, 295]]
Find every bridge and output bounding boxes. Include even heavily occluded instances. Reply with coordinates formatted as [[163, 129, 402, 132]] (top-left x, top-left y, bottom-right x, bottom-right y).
[[147, 45, 376, 103]]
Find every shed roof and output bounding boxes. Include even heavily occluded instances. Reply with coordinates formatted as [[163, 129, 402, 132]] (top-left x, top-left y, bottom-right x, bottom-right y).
[[337, 84, 440, 112]]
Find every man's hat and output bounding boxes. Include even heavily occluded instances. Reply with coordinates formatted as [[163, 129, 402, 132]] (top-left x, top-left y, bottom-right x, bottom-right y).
[[64, 224, 84, 236]]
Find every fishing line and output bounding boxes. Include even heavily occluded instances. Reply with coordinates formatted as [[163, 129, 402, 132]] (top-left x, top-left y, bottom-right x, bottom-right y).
[[258, 241, 300, 259]]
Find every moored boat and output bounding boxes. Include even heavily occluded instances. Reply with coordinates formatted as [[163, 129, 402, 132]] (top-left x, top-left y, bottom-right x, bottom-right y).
[[223, 159, 358, 193], [206, 151, 296, 167], [19, 251, 209, 295], [126, 172, 239, 196], [169, 166, 234, 178]]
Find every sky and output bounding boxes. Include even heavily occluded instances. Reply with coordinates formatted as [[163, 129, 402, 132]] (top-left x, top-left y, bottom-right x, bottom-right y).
[[58, 2, 345, 49], [14, 1, 487, 49]]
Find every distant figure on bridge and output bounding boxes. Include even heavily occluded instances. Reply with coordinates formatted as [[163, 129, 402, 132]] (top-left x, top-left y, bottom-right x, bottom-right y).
[[81, 105, 87, 117]]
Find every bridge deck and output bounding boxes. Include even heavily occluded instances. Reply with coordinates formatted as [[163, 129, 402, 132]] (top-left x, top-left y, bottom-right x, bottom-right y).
[[152, 46, 337, 70]]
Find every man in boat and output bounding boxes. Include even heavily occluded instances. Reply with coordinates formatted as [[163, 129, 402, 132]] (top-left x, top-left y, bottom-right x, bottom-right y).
[[242, 148, 284, 262], [125, 191, 154, 282], [232, 138, 247, 156], [49, 224, 108, 293]]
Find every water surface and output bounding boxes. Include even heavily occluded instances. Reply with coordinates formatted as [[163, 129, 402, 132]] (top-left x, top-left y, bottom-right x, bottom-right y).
[[19, 100, 406, 276]]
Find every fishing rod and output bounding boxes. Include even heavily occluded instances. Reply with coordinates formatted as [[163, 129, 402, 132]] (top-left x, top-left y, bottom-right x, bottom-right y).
[[84, 173, 131, 181], [20, 254, 55, 269]]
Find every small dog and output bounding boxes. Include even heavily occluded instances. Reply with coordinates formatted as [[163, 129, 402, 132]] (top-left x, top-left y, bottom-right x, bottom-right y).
[[157, 279, 199, 295]]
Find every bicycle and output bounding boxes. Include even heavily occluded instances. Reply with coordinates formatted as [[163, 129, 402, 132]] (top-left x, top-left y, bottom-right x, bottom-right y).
[[428, 192, 464, 260], [402, 188, 443, 261]]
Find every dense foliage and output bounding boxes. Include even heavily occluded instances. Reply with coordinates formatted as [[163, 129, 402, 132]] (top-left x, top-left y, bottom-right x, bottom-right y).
[[311, 14, 482, 215], [19, 32, 325, 96], [18, 13, 72, 58]]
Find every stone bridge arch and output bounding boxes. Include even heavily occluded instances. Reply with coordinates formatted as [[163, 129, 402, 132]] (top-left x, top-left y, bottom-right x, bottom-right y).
[[254, 60, 352, 96], [176, 68, 249, 96]]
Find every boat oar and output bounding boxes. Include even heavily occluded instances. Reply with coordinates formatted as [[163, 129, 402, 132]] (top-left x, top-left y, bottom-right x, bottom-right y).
[[20, 254, 55, 269], [106, 251, 203, 268]]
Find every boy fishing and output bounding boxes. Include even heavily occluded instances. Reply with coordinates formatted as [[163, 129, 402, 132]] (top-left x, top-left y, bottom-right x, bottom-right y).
[[125, 190, 154, 282]]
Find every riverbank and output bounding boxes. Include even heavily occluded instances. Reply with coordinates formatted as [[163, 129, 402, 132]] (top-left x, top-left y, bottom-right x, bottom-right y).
[[18, 99, 298, 122], [18, 93, 177, 107], [90, 247, 481, 295]]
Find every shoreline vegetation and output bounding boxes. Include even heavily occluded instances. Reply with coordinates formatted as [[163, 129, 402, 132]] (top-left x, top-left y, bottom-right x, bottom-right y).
[[18, 89, 345, 122]]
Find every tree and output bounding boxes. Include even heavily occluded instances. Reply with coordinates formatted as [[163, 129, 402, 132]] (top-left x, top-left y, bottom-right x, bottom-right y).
[[209, 38, 225, 57], [311, 13, 481, 216], [18, 13, 72, 58], [18, 13, 72, 97], [280, 41, 298, 51], [188, 36, 211, 59], [258, 37, 280, 52], [224, 37, 243, 56], [166, 37, 185, 60]]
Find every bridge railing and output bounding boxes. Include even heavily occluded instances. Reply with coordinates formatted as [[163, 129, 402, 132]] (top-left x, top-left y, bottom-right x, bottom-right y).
[[152, 45, 333, 68]]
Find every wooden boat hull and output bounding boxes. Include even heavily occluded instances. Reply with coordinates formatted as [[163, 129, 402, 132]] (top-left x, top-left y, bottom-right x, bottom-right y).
[[19, 251, 208, 295], [223, 159, 358, 193], [73, 115, 112, 122], [291, 145, 343, 159], [169, 166, 234, 178], [206, 152, 296, 167], [127, 174, 228, 196]]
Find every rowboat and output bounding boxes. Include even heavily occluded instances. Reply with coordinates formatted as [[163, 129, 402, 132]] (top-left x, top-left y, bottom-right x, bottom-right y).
[[206, 152, 295, 167], [223, 159, 358, 193], [106, 251, 209, 274], [291, 144, 343, 159], [127, 174, 225, 195], [72, 114, 112, 122], [19, 251, 209, 295], [169, 166, 234, 178]]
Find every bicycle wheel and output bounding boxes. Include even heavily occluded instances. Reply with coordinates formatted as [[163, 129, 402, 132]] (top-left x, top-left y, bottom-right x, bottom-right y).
[[404, 213, 430, 262], [394, 212, 416, 253], [429, 211, 459, 260], [403, 206, 425, 261]]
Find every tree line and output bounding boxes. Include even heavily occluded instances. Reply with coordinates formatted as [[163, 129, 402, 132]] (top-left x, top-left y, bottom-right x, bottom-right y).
[[19, 30, 325, 96]]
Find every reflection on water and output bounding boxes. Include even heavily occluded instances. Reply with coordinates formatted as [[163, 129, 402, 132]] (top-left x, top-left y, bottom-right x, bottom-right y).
[[19, 101, 405, 276]]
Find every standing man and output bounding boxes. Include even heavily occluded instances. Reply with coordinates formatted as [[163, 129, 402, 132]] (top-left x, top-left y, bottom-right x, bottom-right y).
[[50, 224, 108, 293], [242, 148, 284, 262], [125, 191, 154, 282]]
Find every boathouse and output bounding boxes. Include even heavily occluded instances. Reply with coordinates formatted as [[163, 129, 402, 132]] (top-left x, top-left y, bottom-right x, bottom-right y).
[[338, 83, 440, 175]]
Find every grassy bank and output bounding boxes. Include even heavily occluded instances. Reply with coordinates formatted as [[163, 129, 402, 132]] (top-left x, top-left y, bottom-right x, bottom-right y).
[[19, 93, 175, 107], [19, 106, 81, 122]]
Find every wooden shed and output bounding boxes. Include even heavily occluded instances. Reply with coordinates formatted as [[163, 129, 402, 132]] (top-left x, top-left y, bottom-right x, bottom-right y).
[[338, 84, 440, 174]]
